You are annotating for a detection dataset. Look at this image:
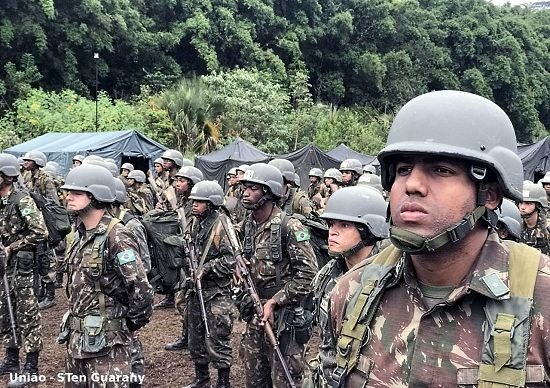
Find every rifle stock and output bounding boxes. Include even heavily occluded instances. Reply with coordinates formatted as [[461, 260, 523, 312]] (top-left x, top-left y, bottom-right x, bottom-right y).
[[219, 217, 296, 388]]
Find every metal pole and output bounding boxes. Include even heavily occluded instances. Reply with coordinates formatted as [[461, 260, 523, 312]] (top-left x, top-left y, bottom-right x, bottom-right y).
[[94, 52, 99, 132]]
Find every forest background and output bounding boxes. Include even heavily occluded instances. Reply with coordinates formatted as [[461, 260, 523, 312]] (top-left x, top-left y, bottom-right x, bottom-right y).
[[0, 0, 548, 155]]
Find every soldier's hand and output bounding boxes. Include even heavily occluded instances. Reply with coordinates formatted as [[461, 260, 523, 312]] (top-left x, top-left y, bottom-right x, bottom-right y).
[[261, 298, 277, 327], [235, 254, 249, 281]]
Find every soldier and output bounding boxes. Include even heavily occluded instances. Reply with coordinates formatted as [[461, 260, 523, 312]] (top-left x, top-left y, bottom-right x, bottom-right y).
[[268, 159, 313, 217], [183, 181, 236, 388], [307, 168, 327, 210], [319, 169, 342, 209], [323, 90, 550, 386], [540, 172, 550, 202], [0, 153, 47, 388], [237, 163, 317, 388], [306, 186, 388, 387], [110, 178, 150, 388], [519, 181, 550, 254], [163, 166, 204, 348], [126, 170, 155, 216], [21, 150, 60, 311], [225, 168, 239, 197], [60, 164, 153, 388], [357, 173, 384, 195], [496, 198, 522, 242], [226, 166, 249, 224], [104, 161, 119, 178], [235, 165, 249, 182], [72, 155, 84, 168], [338, 159, 362, 187], [362, 165, 376, 175], [119, 163, 134, 188], [155, 149, 184, 210]]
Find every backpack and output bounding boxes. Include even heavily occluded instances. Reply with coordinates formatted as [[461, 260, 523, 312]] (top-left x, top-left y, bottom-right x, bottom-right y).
[[141, 209, 185, 294], [27, 191, 71, 245], [292, 214, 331, 269]]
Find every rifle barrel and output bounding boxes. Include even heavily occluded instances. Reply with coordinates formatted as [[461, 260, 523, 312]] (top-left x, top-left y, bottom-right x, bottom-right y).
[[3, 273, 18, 346]]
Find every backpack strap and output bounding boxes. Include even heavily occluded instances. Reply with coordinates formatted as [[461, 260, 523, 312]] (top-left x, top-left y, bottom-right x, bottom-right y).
[[478, 241, 540, 388], [332, 245, 402, 386]]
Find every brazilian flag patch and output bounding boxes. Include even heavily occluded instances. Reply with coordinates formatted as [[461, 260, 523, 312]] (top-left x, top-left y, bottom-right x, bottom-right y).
[[295, 230, 310, 242], [117, 250, 137, 265]]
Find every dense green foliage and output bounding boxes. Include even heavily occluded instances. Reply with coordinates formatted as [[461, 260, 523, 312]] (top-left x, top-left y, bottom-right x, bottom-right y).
[[0, 0, 548, 152]]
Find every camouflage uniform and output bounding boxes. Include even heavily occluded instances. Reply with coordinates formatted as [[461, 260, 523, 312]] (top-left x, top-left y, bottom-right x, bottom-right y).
[[322, 233, 550, 386], [187, 210, 236, 369], [240, 207, 317, 388], [63, 214, 153, 388], [520, 212, 550, 255], [279, 187, 313, 217], [0, 188, 47, 353], [225, 185, 249, 225]]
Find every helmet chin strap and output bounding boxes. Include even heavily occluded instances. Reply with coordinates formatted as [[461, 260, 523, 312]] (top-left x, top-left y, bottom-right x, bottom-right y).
[[389, 205, 490, 254], [328, 240, 367, 260]]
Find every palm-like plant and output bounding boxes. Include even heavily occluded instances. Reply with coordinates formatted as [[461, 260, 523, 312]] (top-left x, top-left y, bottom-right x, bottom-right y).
[[156, 77, 224, 154]]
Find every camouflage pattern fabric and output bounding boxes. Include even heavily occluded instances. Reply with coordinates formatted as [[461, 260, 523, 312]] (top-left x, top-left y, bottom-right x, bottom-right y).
[[24, 169, 60, 205], [0, 273, 42, 353], [0, 188, 47, 353], [240, 206, 317, 386], [520, 212, 550, 255], [65, 214, 153, 360], [137, 185, 155, 213], [241, 317, 305, 388], [323, 233, 550, 386], [187, 210, 236, 368], [65, 344, 133, 388], [130, 335, 144, 387], [225, 185, 249, 225], [121, 213, 151, 274], [279, 187, 313, 217]]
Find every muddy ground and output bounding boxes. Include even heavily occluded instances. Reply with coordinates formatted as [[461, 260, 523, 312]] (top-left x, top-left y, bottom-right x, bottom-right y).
[[0, 290, 319, 387]]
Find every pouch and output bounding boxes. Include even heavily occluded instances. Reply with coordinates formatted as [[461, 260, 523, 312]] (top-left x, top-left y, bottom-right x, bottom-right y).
[[81, 315, 107, 353], [57, 311, 71, 344]]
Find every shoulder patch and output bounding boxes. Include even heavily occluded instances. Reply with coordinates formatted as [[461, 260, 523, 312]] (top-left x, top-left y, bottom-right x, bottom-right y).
[[117, 249, 137, 265], [21, 207, 33, 217], [295, 229, 310, 242]]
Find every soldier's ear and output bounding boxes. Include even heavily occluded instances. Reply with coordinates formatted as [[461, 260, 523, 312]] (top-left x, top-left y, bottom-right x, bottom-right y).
[[484, 182, 503, 211]]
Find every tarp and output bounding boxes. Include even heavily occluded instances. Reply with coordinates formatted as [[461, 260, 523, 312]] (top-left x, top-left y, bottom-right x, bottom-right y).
[[195, 137, 270, 189], [5, 130, 167, 175], [518, 136, 550, 181], [326, 144, 378, 165], [277, 144, 341, 190]]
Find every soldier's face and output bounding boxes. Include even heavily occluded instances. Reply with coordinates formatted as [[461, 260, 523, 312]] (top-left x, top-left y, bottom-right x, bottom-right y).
[[121, 169, 130, 177], [242, 183, 264, 207], [192, 200, 209, 216], [73, 160, 82, 167], [154, 164, 163, 174], [127, 178, 136, 187], [543, 183, 550, 195], [309, 176, 319, 184], [389, 156, 478, 239], [162, 158, 174, 171], [327, 220, 362, 252], [324, 178, 334, 186], [227, 175, 237, 186], [22, 160, 36, 171], [518, 202, 537, 217], [175, 177, 190, 194], [66, 190, 91, 211], [341, 171, 353, 184]]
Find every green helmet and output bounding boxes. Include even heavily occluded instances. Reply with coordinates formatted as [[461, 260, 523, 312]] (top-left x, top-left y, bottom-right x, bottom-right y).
[[308, 168, 323, 179], [181, 158, 194, 167], [72, 154, 85, 163], [294, 173, 301, 187], [240, 163, 284, 198], [153, 158, 163, 166], [363, 165, 376, 174], [324, 168, 342, 183], [321, 186, 389, 239], [496, 198, 521, 240], [61, 165, 116, 203], [227, 167, 238, 177], [189, 180, 225, 207], [104, 158, 117, 165], [104, 161, 119, 177], [121, 163, 134, 172], [0, 153, 20, 177], [539, 172, 550, 185], [268, 159, 295, 182], [46, 161, 60, 171], [161, 149, 184, 167], [175, 166, 204, 185], [23, 150, 47, 167], [82, 155, 106, 169], [522, 181, 549, 208], [378, 90, 523, 202], [43, 164, 57, 178], [113, 178, 128, 204], [236, 164, 250, 173], [128, 170, 146, 183], [357, 174, 383, 193], [339, 159, 362, 175]]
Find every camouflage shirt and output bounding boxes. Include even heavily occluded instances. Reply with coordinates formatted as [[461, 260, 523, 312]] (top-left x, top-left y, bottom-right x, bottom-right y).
[[24, 169, 60, 205], [243, 206, 317, 306], [279, 187, 313, 217], [66, 214, 154, 359], [0, 188, 48, 253], [520, 212, 550, 255], [323, 233, 550, 387], [189, 210, 236, 299]]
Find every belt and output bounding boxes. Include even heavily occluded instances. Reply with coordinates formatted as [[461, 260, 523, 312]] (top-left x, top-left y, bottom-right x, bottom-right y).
[[70, 316, 127, 332]]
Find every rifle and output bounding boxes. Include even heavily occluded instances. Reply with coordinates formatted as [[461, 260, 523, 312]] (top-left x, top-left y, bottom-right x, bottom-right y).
[[219, 217, 296, 388], [182, 235, 211, 339], [0, 245, 18, 346]]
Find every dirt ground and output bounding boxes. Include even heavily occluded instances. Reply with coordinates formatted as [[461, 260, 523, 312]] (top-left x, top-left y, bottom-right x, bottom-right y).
[[0, 290, 319, 387]]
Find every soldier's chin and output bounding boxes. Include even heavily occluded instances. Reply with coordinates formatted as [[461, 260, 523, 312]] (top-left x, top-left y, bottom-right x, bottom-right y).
[[242, 201, 256, 210]]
